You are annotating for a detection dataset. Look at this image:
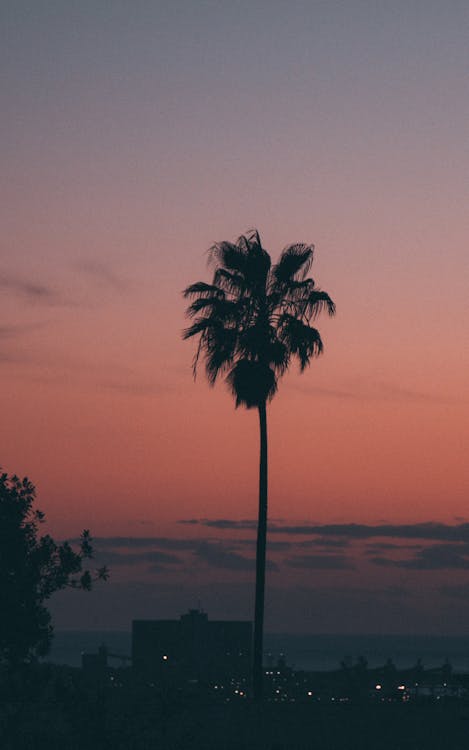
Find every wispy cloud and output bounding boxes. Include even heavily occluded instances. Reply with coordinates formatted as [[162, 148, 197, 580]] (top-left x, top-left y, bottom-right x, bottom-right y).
[[364, 542, 423, 554], [193, 541, 256, 571], [371, 544, 469, 570], [0, 322, 53, 366], [179, 518, 259, 530], [1, 262, 127, 310], [94, 549, 183, 567], [299, 538, 350, 549], [0, 324, 30, 339], [181, 519, 469, 542], [83, 535, 280, 572], [291, 379, 463, 405], [0, 273, 71, 306], [371, 381, 464, 405], [88, 536, 200, 551], [284, 554, 353, 570], [275, 522, 469, 542], [75, 260, 127, 292], [77, 529, 469, 577]]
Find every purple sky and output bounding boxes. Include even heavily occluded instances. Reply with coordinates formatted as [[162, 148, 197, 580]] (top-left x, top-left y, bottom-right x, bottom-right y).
[[3, 1, 469, 633]]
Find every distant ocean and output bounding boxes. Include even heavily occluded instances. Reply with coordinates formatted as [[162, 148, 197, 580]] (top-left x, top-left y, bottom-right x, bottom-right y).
[[47, 631, 469, 673]]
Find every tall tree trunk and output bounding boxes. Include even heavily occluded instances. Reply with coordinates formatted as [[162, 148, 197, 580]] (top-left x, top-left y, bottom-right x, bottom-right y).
[[253, 399, 268, 702]]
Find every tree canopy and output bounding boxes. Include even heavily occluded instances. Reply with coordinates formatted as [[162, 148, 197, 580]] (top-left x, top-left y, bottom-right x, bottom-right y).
[[0, 471, 108, 666]]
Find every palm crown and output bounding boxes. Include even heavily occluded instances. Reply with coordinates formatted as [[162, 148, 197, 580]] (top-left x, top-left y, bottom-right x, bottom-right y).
[[183, 229, 335, 406]]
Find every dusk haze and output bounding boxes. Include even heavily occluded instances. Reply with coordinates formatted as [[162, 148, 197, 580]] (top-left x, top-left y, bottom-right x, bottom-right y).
[[2, 0, 469, 656]]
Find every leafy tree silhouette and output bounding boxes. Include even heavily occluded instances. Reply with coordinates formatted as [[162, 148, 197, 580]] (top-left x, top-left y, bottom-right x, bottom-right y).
[[183, 230, 335, 700], [0, 471, 108, 667]]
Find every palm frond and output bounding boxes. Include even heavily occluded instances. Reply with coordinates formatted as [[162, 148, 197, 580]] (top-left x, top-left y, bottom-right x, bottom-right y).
[[267, 338, 290, 374], [269, 278, 314, 312], [278, 315, 323, 370], [236, 325, 288, 375], [204, 326, 237, 384], [208, 241, 249, 275], [186, 297, 241, 322], [243, 228, 262, 247], [273, 244, 314, 283], [213, 268, 246, 295], [305, 290, 336, 320], [182, 319, 213, 340], [238, 231, 271, 288], [185, 296, 221, 317], [183, 282, 224, 299]]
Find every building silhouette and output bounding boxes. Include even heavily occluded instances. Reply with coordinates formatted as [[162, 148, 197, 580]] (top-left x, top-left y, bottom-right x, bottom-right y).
[[132, 609, 252, 683]]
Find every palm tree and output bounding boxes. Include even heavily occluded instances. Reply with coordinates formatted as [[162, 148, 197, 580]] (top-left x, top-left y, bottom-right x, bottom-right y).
[[182, 230, 335, 701]]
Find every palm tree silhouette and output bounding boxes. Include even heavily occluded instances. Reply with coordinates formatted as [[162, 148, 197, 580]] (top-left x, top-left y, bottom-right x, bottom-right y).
[[183, 230, 335, 701]]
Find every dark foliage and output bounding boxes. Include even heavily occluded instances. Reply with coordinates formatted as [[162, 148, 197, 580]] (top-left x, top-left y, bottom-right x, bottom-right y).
[[0, 471, 108, 666], [183, 229, 335, 408]]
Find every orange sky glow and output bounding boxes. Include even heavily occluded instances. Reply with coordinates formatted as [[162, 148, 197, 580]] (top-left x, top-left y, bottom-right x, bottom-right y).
[[2, 1, 469, 632]]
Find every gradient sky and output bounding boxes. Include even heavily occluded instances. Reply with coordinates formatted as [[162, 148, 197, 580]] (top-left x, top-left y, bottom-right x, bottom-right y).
[[2, 1, 469, 634]]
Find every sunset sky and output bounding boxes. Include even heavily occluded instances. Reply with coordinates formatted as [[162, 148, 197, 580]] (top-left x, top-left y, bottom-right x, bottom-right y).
[[2, 1, 469, 634]]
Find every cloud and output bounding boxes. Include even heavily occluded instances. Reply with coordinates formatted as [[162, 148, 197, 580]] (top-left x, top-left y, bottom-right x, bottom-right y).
[[193, 541, 278, 572], [94, 549, 183, 567], [0, 273, 65, 305], [193, 541, 255, 571], [0, 324, 34, 339], [179, 518, 259, 530], [270, 522, 469, 541], [0, 322, 52, 365], [254, 540, 292, 551], [171, 521, 469, 573], [284, 554, 353, 570], [182, 519, 469, 543], [291, 378, 463, 405], [77, 531, 469, 576], [371, 544, 469, 570], [75, 259, 127, 291], [84, 535, 280, 573], [371, 381, 463, 405], [299, 538, 350, 549], [364, 542, 423, 554], [87, 536, 200, 551]]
